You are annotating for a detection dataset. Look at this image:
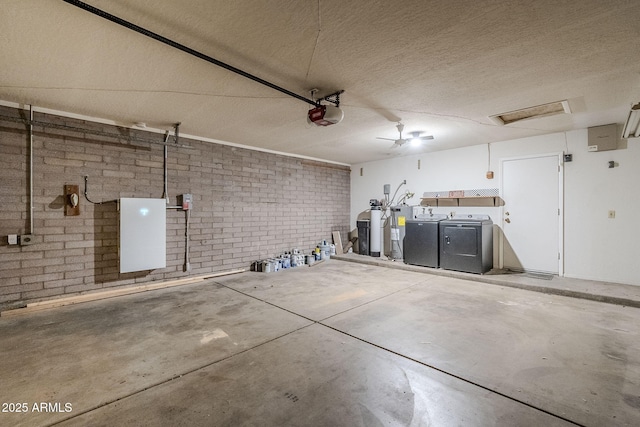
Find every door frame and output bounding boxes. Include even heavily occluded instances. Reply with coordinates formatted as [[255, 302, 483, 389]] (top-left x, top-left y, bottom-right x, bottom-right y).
[[499, 152, 564, 276]]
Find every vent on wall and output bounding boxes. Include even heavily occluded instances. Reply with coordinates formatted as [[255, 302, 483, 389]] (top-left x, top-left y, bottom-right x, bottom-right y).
[[490, 100, 571, 125]]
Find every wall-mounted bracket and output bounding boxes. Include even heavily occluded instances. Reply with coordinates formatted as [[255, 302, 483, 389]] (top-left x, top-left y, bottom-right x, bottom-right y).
[[321, 90, 344, 107], [173, 122, 181, 144]]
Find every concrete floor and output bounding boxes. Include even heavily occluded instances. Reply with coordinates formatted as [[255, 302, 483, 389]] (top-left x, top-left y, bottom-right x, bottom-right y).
[[1, 260, 638, 426]]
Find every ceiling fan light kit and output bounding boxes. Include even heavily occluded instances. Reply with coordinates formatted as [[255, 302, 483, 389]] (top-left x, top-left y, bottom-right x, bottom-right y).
[[376, 122, 434, 149]]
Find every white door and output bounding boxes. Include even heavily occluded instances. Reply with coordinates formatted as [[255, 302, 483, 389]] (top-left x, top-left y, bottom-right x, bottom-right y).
[[501, 154, 562, 274]]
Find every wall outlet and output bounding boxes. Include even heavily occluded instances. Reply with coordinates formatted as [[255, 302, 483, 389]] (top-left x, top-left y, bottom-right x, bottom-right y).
[[19, 234, 34, 245], [608, 210, 616, 219]]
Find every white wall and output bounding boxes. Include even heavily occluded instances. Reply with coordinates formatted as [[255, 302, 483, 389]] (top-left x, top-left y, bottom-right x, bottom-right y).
[[351, 129, 640, 286]]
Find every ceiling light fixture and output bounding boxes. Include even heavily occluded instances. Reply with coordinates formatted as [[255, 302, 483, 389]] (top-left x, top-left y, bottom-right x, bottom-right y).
[[409, 132, 422, 146], [376, 124, 434, 149], [490, 100, 571, 125], [622, 102, 640, 138]]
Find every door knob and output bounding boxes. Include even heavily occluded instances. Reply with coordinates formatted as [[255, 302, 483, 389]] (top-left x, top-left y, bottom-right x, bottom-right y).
[[505, 218, 511, 223]]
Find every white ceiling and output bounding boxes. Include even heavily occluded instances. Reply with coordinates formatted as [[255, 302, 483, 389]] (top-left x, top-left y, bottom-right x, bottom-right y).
[[2, 0, 639, 164]]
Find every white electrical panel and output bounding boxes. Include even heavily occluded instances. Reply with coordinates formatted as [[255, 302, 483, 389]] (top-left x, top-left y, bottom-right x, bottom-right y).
[[587, 124, 618, 152], [119, 198, 166, 273]]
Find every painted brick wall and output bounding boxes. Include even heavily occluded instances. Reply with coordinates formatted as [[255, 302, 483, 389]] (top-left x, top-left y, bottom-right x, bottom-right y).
[[0, 105, 350, 308]]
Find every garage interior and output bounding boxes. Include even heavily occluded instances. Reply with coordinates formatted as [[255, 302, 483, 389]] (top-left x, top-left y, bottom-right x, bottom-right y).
[[1, 1, 640, 426]]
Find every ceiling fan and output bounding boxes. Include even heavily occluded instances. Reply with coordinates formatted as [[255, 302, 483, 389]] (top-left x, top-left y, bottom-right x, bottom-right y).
[[376, 122, 434, 148]]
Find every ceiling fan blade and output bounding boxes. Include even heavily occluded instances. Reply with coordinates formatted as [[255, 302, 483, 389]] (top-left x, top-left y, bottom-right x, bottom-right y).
[[376, 137, 395, 141], [419, 135, 435, 140]]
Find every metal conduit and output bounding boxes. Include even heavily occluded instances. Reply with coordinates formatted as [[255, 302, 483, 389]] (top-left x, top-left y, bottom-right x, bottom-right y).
[[28, 105, 34, 235], [62, 0, 320, 107], [162, 131, 170, 204], [0, 113, 190, 148]]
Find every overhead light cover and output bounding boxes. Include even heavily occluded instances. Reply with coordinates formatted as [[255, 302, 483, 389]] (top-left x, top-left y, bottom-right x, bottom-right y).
[[408, 131, 423, 146], [490, 100, 571, 125], [622, 102, 640, 139]]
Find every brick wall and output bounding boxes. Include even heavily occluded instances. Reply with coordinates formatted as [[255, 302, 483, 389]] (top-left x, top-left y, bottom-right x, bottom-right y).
[[0, 105, 350, 308]]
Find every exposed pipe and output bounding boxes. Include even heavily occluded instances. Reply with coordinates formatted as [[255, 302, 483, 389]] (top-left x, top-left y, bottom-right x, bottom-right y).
[[0, 113, 191, 148], [387, 179, 406, 211], [161, 123, 180, 204], [184, 209, 191, 272], [158, 122, 190, 271], [28, 105, 34, 235], [62, 0, 320, 107], [161, 130, 170, 204]]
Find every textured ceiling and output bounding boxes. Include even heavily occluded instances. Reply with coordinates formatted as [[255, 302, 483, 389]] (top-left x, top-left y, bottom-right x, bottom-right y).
[[1, 0, 639, 164]]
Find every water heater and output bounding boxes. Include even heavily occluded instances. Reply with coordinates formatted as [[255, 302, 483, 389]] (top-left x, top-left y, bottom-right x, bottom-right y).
[[390, 205, 413, 260]]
